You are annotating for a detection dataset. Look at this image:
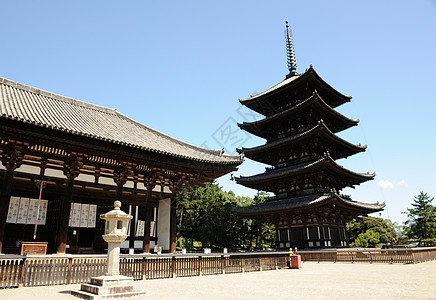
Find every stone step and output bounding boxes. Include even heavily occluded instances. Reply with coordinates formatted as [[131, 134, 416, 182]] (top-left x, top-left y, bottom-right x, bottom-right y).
[[71, 289, 147, 300], [81, 283, 134, 295], [90, 275, 133, 287]]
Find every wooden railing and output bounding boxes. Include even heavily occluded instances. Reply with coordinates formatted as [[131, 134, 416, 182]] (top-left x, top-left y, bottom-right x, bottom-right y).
[[0, 252, 289, 288], [299, 247, 436, 264], [0, 257, 23, 289], [1, 248, 436, 289]]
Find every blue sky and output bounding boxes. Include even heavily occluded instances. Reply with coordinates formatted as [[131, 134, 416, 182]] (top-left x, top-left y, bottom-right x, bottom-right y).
[[1, 1, 435, 225]]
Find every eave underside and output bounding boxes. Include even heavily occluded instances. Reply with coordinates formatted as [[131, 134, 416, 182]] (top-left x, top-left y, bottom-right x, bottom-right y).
[[238, 92, 358, 139], [235, 155, 374, 193], [233, 192, 384, 219], [238, 122, 366, 164], [0, 121, 240, 187]]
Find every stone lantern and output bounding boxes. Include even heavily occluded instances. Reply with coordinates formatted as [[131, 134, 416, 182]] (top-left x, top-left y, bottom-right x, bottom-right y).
[[72, 201, 146, 299], [100, 200, 132, 276]]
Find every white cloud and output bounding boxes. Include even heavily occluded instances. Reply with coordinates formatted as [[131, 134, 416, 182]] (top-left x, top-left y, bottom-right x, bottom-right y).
[[377, 180, 394, 189], [397, 180, 408, 187]]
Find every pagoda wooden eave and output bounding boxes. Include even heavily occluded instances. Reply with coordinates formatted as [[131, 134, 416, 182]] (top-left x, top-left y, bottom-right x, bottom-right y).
[[239, 65, 352, 115], [235, 154, 374, 190], [237, 121, 366, 164], [233, 192, 384, 218], [238, 91, 358, 139]]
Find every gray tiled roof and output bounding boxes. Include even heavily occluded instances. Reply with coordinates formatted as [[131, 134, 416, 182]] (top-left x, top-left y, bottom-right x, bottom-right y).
[[238, 91, 358, 133], [236, 154, 374, 185], [239, 65, 351, 103], [233, 192, 384, 215], [238, 121, 366, 156], [0, 76, 243, 164]]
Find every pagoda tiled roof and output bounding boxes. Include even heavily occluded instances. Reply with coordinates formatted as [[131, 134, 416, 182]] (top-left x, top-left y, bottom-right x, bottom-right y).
[[0, 76, 243, 165], [239, 65, 351, 109], [237, 121, 366, 162], [236, 154, 374, 189], [238, 91, 358, 137], [233, 192, 385, 216]]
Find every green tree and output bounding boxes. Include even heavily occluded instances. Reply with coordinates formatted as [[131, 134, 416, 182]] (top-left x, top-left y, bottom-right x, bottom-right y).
[[403, 192, 436, 240], [177, 182, 233, 249], [350, 230, 381, 248], [346, 216, 396, 247], [238, 191, 275, 250], [176, 183, 275, 250]]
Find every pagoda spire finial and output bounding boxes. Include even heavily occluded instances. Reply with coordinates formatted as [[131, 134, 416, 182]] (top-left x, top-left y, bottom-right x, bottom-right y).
[[285, 20, 298, 78]]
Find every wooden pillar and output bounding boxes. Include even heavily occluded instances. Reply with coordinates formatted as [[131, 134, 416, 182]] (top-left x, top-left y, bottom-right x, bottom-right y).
[[56, 154, 83, 254], [116, 183, 123, 201], [56, 175, 75, 254], [0, 168, 15, 253], [0, 144, 25, 253], [143, 184, 154, 253]]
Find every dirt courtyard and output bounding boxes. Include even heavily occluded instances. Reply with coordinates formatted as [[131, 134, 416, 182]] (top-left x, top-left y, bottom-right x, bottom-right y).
[[1, 260, 435, 299]]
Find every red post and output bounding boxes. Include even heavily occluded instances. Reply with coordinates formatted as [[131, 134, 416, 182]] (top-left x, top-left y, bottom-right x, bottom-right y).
[[33, 181, 44, 240], [290, 255, 302, 269]]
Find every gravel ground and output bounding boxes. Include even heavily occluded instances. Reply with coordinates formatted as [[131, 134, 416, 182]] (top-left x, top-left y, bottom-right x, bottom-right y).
[[1, 260, 435, 300]]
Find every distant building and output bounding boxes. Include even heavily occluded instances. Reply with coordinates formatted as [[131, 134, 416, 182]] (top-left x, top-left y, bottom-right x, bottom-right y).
[[234, 22, 384, 249], [0, 76, 242, 254]]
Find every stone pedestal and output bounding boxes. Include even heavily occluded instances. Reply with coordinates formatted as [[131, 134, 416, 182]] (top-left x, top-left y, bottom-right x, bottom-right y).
[[72, 201, 145, 299], [71, 275, 146, 299]]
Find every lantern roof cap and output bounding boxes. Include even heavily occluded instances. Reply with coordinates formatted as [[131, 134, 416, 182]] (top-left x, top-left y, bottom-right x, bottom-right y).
[[100, 200, 133, 220]]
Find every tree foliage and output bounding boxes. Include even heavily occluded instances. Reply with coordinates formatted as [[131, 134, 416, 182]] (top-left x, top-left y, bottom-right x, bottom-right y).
[[346, 216, 396, 247], [176, 182, 275, 250], [350, 230, 381, 248], [403, 192, 436, 240]]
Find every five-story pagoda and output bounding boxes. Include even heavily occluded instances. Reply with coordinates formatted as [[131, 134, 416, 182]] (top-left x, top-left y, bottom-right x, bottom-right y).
[[234, 22, 384, 249]]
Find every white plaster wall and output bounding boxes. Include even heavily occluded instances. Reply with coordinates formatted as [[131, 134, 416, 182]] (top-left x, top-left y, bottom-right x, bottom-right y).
[[75, 173, 95, 183], [16, 164, 40, 175], [157, 198, 171, 251], [124, 181, 134, 189], [98, 176, 117, 186], [44, 168, 65, 178]]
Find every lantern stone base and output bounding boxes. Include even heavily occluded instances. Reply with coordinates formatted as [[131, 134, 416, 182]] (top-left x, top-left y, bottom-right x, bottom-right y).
[[71, 275, 146, 299]]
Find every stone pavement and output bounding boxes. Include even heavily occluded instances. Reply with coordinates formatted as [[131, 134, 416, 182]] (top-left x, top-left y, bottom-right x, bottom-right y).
[[1, 260, 435, 300]]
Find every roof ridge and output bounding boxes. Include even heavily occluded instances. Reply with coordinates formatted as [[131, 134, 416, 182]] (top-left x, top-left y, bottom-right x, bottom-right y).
[[0, 76, 117, 115]]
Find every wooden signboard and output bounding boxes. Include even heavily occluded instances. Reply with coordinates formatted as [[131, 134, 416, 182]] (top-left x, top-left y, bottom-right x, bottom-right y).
[[17, 198, 30, 224], [135, 220, 145, 237], [68, 203, 97, 228], [26, 199, 38, 225], [80, 204, 90, 228], [38, 200, 48, 225], [20, 242, 48, 255], [88, 205, 97, 228], [6, 196, 20, 223]]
